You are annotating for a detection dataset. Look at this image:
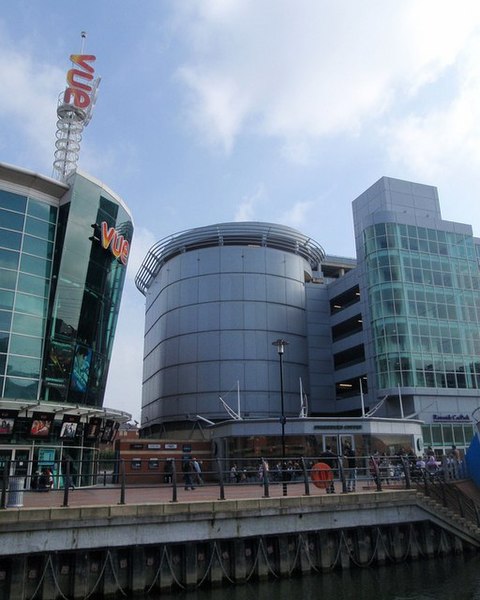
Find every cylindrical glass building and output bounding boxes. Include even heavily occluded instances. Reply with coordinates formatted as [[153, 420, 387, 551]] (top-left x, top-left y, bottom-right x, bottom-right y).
[[136, 222, 325, 435]]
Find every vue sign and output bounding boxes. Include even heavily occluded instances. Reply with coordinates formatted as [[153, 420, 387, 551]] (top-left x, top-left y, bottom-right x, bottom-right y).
[[101, 222, 129, 266], [64, 54, 96, 110]]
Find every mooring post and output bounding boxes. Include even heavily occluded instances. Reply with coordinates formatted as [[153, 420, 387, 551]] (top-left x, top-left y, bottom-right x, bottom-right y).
[[119, 459, 126, 505], [171, 459, 178, 503], [216, 459, 225, 500], [262, 458, 270, 498], [370, 456, 382, 492], [62, 460, 70, 507], [401, 456, 411, 489], [0, 460, 8, 509], [338, 457, 348, 494]]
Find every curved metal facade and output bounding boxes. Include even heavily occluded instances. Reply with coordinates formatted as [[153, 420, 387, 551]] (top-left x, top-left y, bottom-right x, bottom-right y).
[[139, 222, 325, 431]]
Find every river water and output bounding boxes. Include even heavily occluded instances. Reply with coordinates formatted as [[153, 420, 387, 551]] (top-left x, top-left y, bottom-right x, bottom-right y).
[[143, 554, 480, 600]]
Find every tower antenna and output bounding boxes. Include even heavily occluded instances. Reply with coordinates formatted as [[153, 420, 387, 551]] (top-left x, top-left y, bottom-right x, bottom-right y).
[[53, 32, 101, 182]]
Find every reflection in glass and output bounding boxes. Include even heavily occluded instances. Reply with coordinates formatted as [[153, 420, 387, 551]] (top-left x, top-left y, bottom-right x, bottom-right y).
[[71, 345, 92, 393]]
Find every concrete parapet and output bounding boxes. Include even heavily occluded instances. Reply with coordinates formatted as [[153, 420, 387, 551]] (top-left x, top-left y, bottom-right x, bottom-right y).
[[0, 489, 478, 599]]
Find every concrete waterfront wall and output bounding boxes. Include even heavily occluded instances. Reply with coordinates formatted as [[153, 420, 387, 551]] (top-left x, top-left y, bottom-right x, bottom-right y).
[[0, 491, 477, 599]]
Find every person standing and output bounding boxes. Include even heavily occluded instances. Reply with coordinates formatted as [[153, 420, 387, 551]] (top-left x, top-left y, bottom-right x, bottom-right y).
[[182, 458, 195, 490], [61, 455, 75, 490], [343, 443, 357, 492], [191, 458, 203, 485], [320, 445, 337, 494], [163, 459, 173, 484]]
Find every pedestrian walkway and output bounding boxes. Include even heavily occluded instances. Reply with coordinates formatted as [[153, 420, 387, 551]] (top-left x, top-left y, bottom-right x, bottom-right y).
[[16, 479, 382, 510]]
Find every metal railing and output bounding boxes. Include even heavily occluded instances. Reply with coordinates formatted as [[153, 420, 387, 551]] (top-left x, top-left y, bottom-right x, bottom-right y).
[[416, 468, 480, 528], [0, 454, 437, 508]]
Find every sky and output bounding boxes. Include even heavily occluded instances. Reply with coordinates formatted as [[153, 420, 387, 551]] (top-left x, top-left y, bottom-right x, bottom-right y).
[[1, 1, 480, 423]]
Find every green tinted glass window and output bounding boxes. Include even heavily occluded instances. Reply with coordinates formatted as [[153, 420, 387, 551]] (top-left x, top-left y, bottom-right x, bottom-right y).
[[453, 425, 465, 445], [27, 199, 57, 223], [431, 426, 443, 444], [0, 229, 21, 250], [0, 190, 27, 212], [0, 332, 8, 353], [20, 254, 51, 278], [0, 249, 19, 270], [14, 293, 47, 317], [0, 354, 5, 375], [442, 425, 453, 444], [12, 313, 44, 336], [0, 210, 25, 231], [9, 334, 43, 358], [4, 377, 38, 400], [22, 235, 53, 259], [0, 269, 16, 290], [0, 290, 14, 311], [17, 273, 49, 297], [24, 216, 56, 241], [7, 355, 41, 378], [0, 311, 11, 332]]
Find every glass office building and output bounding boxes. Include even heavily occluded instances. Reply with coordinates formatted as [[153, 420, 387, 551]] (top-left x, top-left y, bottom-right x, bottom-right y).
[[0, 162, 133, 484], [364, 223, 480, 391], [348, 177, 480, 453]]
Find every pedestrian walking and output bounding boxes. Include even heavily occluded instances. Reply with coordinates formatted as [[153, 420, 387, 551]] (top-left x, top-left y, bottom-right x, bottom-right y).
[[343, 443, 357, 492], [191, 458, 203, 485], [320, 446, 337, 494], [182, 458, 195, 490]]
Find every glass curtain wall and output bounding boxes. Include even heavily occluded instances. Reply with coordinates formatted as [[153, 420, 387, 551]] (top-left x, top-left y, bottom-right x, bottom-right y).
[[0, 189, 57, 400], [364, 222, 480, 391], [42, 174, 133, 407]]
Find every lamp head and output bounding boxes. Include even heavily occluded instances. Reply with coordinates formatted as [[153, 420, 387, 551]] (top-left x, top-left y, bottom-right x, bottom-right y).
[[272, 338, 289, 355]]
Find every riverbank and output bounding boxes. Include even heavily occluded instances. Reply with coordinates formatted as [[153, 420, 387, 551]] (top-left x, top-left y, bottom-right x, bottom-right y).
[[0, 486, 479, 599]]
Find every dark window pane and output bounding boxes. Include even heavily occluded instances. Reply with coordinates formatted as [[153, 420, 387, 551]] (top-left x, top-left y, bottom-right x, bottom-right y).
[[9, 334, 43, 358], [0, 210, 25, 231], [0, 190, 27, 212], [0, 311, 12, 333], [0, 249, 19, 270], [20, 254, 51, 278], [0, 229, 21, 250], [27, 199, 57, 223], [24, 216, 56, 241], [4, 377, 38, 400], [0, 269, 17, 290], [7, 355, 41, 378], [0, 290, 14, 310], [22, 235, 53, 259], [0, 331, 8, 353], [17, 273, 49, 297]]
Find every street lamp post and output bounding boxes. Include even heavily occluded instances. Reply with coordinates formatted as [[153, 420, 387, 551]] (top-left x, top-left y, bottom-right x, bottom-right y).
[[272, 338, 289, 496]]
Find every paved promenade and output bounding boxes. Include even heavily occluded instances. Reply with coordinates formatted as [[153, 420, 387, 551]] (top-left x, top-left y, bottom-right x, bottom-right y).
[[14, 479, 382, 510]]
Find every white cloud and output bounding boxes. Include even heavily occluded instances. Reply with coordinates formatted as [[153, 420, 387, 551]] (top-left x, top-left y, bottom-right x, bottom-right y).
[[383, 33, 480, 181], [280, 200, 315, 230], [0, 31, 64, 171], [234, 185, 266, 221], [175, 0, 480, 161], [125, 225, 158, 283]]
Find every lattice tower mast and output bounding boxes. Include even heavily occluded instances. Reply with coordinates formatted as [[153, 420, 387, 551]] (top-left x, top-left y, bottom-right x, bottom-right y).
[[53, 32, 100, 182]]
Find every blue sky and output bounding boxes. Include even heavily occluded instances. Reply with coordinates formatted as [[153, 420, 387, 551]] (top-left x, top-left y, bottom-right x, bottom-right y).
[[1, 1, 480, 422]]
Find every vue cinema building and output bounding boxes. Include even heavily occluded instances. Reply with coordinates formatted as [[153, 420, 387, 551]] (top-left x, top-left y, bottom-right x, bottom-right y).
[[0, 162, 133, 481], [136, 177, 480, 458]]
